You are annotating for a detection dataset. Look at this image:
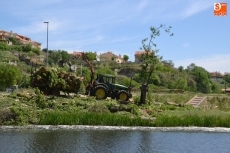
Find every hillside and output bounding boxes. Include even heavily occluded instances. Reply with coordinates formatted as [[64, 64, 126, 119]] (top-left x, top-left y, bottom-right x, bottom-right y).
[[0, 44, 229, 94]]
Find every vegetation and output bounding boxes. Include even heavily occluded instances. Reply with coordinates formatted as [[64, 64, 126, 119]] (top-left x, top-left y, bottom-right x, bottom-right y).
[[0, 25, 230, 127], [139, 24, 173, 84], [30, 66, 82, 94], [155, 113, 230, 127], [1, 88, 230, 127], [0, 45, 224, 94], [123, 55, 129, 62], [48, 50, 71, 66], [0, 63, 24, 90], [39, 111, 154, 126], [0, 41, 40, 55]]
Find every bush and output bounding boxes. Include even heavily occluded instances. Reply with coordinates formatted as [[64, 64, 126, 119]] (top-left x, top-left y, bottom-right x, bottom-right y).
[[0, 63, 23, 90], [116, 76, 139, 88], [0, 109, 17, 125], [0, 43, 10, 51], [96, 67, 115, 75]]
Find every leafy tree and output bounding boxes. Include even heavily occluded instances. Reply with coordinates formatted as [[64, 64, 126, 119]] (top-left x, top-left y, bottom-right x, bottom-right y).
[[22, 44, 33, 52], [211, 82, 221, 93], [119, 77, 139, 88], [225, 75, 230, 84], [162, 60, 174, 67], [157, 71, 188, 90], [42, 48, 48, 52], [0, 42, 10, 51], [96, 67, 115, 75], [32, 48, 41, 55], [139, 24, 173, 84], [174, 77, 187, 89], [85, 52, 96, 61], [48, 50, 72, 66], [156, 63, 175, 72], [186, 77, 197, 92], [8, 37, 22, 45], [12, 45, 23, 52], [49, 50, 62, 65], [61, 50, 70, 62], [123, 55, 129, 62], [0, 63, 23, 90], [132, 74, 141, 83], [133, 73, 161, 85], [178, 66, 184, 72], [186, 63, 196, 71], [186, 64, 212, 93], [149, 74, 161, 85]]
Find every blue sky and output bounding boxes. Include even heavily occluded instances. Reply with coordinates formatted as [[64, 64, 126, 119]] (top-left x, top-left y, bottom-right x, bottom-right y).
[[0, 0, 229, 73]]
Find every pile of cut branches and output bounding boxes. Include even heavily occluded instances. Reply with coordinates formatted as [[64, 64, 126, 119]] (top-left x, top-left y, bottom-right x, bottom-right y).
[[30, 66, 82, 94]]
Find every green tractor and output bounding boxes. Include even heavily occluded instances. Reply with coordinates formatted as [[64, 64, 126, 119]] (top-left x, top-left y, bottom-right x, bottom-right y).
[[87, 74, 132, 101]]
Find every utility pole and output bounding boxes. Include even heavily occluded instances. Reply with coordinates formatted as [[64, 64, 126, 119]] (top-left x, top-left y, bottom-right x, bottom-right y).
[[81, 61, 82, 75], [43, 22, 49, 67], [225, 74, 227, 93]]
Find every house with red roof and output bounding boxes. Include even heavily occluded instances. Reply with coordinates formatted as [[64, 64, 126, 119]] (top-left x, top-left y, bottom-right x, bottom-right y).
[[0, 29, 41, 49], [135, 50, 153, 63]]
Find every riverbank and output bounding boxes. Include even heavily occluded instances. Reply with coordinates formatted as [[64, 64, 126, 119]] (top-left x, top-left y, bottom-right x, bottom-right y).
[[1, 88, 230, 127]]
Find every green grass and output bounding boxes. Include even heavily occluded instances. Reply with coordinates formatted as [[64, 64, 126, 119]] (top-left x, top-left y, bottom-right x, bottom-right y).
[[38, 109, 230, 127], [155, 109, 230, 127], [39, 110, 155, 126], [155, 114, 230, 127], [2, 88, 230, 127]]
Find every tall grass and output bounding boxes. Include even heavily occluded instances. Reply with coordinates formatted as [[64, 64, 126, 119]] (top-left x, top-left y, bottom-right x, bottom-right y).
[[40, 110, 230, 127], [39, 110, 155, 126], [155, 115, 230, 127]]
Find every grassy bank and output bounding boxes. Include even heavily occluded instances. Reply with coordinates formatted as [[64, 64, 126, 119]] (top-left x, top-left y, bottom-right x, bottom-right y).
[[39, 110, 155, 126], [1, 89, 230, 127], [155, 110, 230, 127]]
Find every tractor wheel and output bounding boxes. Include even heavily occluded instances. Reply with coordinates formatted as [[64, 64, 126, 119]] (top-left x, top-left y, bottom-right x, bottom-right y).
[[94, 85, 108, 100], [116, 90, 129, 101]]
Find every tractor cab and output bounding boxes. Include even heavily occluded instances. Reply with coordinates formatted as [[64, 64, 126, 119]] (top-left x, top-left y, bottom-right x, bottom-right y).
[[96, 74, 115, 88]]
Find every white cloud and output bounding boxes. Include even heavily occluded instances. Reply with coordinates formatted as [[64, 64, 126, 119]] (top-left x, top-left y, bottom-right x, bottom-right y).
[[180, 0, 216, 19], [174, 54, 230, 73]]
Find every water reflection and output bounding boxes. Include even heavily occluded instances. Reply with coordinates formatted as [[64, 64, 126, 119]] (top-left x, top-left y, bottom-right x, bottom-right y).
[[1, 127, 230, 153]]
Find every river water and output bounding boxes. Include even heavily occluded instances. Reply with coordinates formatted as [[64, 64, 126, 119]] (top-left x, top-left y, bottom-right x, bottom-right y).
[[1, 125, 230, 153]]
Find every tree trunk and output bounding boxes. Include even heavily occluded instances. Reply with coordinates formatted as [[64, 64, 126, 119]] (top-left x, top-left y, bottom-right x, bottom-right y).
[[140, 83, 148, 104]]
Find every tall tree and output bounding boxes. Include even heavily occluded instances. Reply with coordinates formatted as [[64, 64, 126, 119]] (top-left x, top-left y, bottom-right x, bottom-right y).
[[139, 24, 173, 104], [140, 24, 173, 84], [186, 63, 212, 93], [85, 52, 97, 61], [123, 55, 129, 62]]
